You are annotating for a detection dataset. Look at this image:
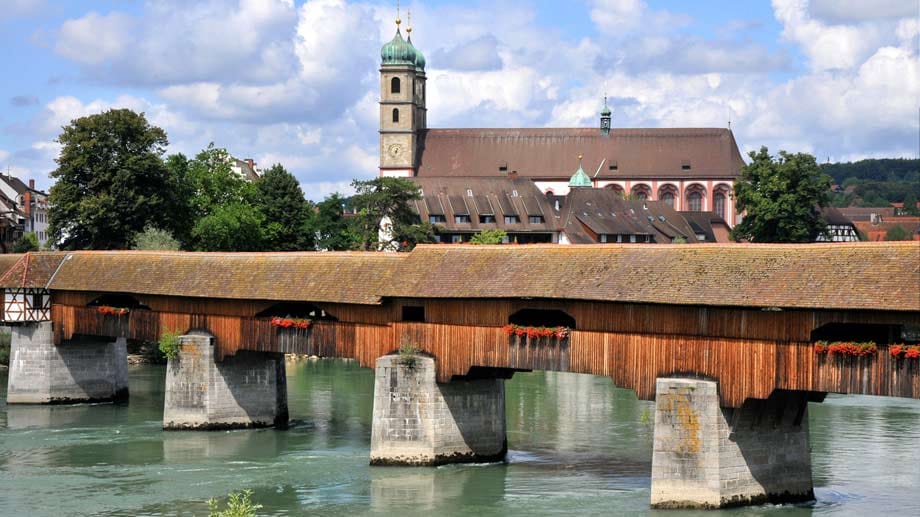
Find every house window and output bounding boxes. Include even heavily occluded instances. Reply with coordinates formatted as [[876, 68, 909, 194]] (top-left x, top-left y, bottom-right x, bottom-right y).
[[713, 193, 726, 219], [32, 292, 43, 308], [528, 215, 544, 224], [429, 214, 446, 223], [454, 215, 471, 223], [600, 234, 607, 243], [629, 235, 636, 243], [688, 191, 703, 212], [480, 215, 496, 224], [401, 305, 425, 322], [504, 215, 520, 224], [392, 108, 399, 123], [616, 235, 623, 243], [391, 77, 401, 94], [451, 235, 462, 243]]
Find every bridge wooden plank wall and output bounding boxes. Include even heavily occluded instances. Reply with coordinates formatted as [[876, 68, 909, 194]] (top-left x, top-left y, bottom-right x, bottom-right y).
[[51, 293, 920, 408]]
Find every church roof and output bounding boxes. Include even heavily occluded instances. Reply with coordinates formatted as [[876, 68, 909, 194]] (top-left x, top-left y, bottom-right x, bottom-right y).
[[416, 128, 744, 180]]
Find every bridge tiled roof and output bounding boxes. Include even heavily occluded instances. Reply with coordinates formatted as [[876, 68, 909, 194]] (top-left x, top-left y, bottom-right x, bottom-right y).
[[387, 242, 920, 311], [1, 242, 917, 312], [0, 251, 404, 305]]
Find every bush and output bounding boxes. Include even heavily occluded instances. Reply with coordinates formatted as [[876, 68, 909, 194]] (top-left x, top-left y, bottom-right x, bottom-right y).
[[158, 329, 181, 360], [398, 338, 420, 369], [469, 229, 507, 245], [12, 232, 39, 253], [0, 330, 11, 366], [133, 226, 181, 250], [208, 489, 262, 517]]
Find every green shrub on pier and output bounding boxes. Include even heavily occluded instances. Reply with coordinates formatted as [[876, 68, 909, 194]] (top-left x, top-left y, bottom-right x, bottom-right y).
[[0, 330, 10, 366], [158, 330, 181, 360]]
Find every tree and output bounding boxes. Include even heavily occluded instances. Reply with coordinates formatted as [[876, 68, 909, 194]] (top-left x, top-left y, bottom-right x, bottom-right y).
[[254, 164, 312, 250], [191, 202, 266, 252], [730, 147, 832, 243], [348, 177, 435, 251], [309, 193, 355, 251], [469, 229, 507, 244], [902, 192, 918, 215], [885, 225, 910, 241], [48, 109, 179, 249], [12, 232, 39, 253], [132, 226, 181, 250]]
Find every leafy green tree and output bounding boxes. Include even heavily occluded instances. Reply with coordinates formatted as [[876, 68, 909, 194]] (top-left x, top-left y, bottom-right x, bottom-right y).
[[309, 193, 355, 251], [731, 147, 832, 243], [902, 192, 918, 215], [183, 145, 258, 219], [885, 225, 910, 241], [132, 226, 180, 250], [191, 202, 266, 251], [348, 177, 435, 251], [48, 109, 179, 249], [255, 164, 312, 250], [469, 229, 507, 244], [12, 232, 39, 253]]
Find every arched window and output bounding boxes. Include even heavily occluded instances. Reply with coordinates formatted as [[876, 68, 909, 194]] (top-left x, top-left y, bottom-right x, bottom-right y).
[[713, 192, 726, 219], [391, 77, 401, 94], [631, 184, 651, 200], [688, 191, 702, 211], [392, 108, 399, 123], [660, 192, 674, 207], [605, 184, 625, 198]]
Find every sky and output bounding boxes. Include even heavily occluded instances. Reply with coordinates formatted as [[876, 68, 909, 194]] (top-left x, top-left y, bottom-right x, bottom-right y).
[[0, 0, 917, 200]]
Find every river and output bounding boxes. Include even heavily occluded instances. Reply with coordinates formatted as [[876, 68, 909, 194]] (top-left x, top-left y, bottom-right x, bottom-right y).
[[1, 360, 918, 516]]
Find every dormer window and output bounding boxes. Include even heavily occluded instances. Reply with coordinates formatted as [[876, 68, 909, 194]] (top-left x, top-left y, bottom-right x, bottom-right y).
[[466, 189, 473, 197], [499, 163, 508, 172], [681, 160, 691, 170], [608, 161, 618, 171]]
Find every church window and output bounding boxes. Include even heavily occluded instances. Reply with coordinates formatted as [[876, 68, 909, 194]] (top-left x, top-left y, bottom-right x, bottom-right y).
[[391, 77, 401, 94], [660, 192, 674, 207], [392, 108, 399, 123], [688, 191, 703, 212], [713, 192, 726, 219]]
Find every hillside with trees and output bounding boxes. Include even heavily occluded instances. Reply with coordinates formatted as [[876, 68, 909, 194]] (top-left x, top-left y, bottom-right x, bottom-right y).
[[821, 158, 919, 210]]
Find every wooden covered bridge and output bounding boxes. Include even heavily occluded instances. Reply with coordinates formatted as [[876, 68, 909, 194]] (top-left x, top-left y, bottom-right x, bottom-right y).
[[2, 242, 919, 509]]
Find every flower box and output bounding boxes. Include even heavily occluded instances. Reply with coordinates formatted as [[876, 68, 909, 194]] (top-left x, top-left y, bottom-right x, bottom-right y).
[[889, 344, 920, 360], [502, 324, 570, 345], [270, 317, 312, 330], [813, 340, 877, 358], [97, 306, 130, 316]]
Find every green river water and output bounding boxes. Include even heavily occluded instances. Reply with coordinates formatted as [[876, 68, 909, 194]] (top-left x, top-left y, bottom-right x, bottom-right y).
[[1, 360, 918, 516]]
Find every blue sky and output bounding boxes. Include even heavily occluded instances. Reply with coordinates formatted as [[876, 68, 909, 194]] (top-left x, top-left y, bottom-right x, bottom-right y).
[[1, 0, 917, 199]]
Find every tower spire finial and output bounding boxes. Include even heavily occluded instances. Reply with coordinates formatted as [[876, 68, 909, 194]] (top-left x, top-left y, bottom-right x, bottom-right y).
[[396, 0, 401, 27], [407, 8, 413, 34]]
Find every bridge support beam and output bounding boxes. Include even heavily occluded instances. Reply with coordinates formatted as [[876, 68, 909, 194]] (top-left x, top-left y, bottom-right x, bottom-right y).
[[370, 354, 507, 466], [163, 333, 288, 430], [6, 322, 128, 404], [651, 378, 814, 509]]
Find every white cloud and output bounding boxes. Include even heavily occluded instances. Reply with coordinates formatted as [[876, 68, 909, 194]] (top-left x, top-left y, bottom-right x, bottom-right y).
[[589, 0, 647, 33], [56, 12, 134, 65], [809, 0, 918, 23]]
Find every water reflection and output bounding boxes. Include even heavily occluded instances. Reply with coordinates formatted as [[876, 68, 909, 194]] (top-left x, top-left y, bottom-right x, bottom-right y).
[[0, 361, 918, 516]]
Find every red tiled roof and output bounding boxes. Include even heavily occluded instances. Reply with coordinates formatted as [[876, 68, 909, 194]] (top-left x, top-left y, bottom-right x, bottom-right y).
[[416, 128, 745, 179]]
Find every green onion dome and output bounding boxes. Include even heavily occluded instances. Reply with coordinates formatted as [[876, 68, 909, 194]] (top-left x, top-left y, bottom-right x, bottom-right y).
[[381, 28, 417, 66], [408, 35, 426, 71], [569, 155, 593, 188]]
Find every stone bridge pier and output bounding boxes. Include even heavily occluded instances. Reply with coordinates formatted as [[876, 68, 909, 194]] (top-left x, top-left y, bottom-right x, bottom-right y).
[[370, 354, 507, 466], [6, 321, 128, 404], [651, 378, 818, 509], [163, 333, 288, 430]]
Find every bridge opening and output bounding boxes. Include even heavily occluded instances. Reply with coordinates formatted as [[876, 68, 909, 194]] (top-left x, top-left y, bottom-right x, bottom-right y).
[[810, 323, 903, 344], [88, 294, 150, 310], [508, 309, 576, 329], [255, 302, 338, 321]]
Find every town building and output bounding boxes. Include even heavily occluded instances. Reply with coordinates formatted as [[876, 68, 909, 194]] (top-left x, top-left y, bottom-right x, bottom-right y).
[[377, 17, 745, 235], [0, 175, 48, 248], [231, 157, 260, 181]]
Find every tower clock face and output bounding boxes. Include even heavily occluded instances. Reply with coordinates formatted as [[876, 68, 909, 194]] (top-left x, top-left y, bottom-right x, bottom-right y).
[[388, 144, 402, 158]]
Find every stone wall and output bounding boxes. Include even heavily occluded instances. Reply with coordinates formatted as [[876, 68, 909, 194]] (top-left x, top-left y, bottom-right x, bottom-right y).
[[370, 354, 506, 466], [651, 378, 814, 509], [6, 322, 128, 404], [163, 333, 288, 430]]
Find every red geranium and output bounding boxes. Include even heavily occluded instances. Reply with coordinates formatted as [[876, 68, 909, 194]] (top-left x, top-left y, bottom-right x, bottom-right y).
[[889, 345, 904, 358], [97, 306, 129, 316], [906, 346, 920, 360], [814, 341, 828, 355], [271, 317, 311, 330]]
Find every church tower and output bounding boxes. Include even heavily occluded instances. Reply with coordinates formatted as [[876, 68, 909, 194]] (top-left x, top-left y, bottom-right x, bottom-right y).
[[379, 11, 426, 178]]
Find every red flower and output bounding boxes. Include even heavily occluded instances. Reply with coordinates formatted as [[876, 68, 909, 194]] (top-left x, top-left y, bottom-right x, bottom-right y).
[[502, 324, 516, 336], [889, 345, 904, 358], [814, 342, 828, 355], [906, 347, 920, 360]]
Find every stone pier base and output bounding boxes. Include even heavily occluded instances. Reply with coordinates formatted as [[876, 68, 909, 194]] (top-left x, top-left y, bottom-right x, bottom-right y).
[[6, 322, 128, 404], [163, 333, 288, 430], [651, 378, 814, 509], [370, 355, 507, 466]]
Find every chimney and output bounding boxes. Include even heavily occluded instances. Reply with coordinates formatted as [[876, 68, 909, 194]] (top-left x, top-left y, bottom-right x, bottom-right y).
[[23, 191, 31, 217], [508, 170, 518, 180], [28, 179, 35, 190], [245, 159, 256, 171]]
